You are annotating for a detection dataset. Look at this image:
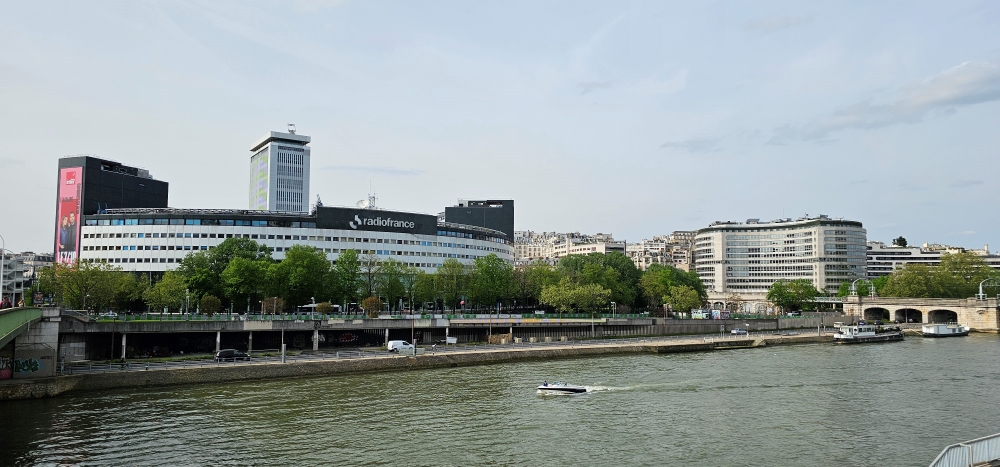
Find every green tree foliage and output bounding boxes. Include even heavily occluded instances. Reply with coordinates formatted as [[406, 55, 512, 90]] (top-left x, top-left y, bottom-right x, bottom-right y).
[[639, 264, 707, 308], [49, 262, 131, 311], [539, 277, 611, 315], [835, 276, 889, 297], [143, 271, 187, 312], [266, 245, 330, 307], [876, 252, 1000, 299], [221, 257, 269, 311], [176, 238, 272, 305], [316, 302, 334, 314], [359, 254, 381, 299], [112, 272, 148, 312], [437, 259, 470, 310], [399, 265, 421, 310], [766, 279, 820, 312], [413, 270, 438, 309], [663, 285, 703, 314], [377, 259, 406, 311], [892, 236, 908, 247], [469, 254, 513, 310], [557, 253, 640, 306], [330, 249, 362, 305], [199, 295, 222, 315]]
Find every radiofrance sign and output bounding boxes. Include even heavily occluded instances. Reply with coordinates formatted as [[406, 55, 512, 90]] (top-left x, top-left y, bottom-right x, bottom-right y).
[[349, 215, 415, 230], [316, 207, 436, 235]]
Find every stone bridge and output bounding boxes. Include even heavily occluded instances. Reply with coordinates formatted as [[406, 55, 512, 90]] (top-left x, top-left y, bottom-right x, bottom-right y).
[[842, 296, 999, 332]]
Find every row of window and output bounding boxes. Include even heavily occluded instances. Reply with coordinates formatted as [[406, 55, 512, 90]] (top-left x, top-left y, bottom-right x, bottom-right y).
[[726, 232, 813, 240], [81, 232, 508, 253], [83, 256, 446, 270], [86, 218, 319, 228]]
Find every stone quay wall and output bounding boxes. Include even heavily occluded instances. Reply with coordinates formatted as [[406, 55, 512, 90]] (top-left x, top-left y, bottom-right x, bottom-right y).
[[0, 334, 831, 401]]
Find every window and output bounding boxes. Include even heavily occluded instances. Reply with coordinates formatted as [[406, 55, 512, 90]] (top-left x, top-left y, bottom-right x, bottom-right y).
[[220, 220, 235, 226], [140, 219, 153, 225], [154, 219, 168, 225], [185, 219, 200, 225], [169, 219, 183, 225]]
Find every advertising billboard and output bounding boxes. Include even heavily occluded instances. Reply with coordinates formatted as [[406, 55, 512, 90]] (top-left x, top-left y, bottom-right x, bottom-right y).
[[55, 167, 83, 265], [250, 151, 270, 210], [316, 207, 438, 235]]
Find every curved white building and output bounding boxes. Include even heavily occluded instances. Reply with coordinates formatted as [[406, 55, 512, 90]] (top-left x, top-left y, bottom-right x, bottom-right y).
[[79, 206, 512, 274], [693, 215, 866, 295]]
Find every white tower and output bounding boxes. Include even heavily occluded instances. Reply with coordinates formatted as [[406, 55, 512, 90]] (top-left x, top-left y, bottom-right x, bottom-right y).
[[249, 126, 311, 212]]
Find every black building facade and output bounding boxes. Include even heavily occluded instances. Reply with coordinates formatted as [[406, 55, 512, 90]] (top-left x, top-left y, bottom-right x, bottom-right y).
[[55, 156, 169, 264], [444, 199, 514, 241]]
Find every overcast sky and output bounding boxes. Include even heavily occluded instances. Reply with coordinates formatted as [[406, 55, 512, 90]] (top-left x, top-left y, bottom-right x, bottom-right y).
[[2, 1, 1000, 254]]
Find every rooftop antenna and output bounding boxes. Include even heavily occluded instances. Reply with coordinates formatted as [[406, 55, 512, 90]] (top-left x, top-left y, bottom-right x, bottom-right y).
[[287, 123, 296, 134]]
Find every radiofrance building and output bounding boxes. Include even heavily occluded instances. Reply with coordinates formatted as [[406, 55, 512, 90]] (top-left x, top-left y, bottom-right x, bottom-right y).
[[692, 215, 866, 295], [68, 128, 513, 274]]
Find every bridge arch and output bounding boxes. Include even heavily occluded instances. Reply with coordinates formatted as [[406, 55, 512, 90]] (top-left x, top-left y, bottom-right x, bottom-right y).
[[895, 308, 923, 323], [864, 307, 890, 321], [928, 309, 958, 324]]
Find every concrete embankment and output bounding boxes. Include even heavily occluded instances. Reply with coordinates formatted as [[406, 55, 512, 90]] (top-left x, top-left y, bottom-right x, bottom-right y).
[[0, 334, 832, 401]]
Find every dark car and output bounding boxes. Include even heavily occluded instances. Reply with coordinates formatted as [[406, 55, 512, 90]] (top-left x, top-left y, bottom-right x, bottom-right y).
[[214, 349, 251, 362]]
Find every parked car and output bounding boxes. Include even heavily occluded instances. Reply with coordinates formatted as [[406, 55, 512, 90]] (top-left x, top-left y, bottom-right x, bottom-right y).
[[214, 349, 251, 362], [730, 328, 748, 335], [387, 340, 415, 352], [98, 312, 119, 319]]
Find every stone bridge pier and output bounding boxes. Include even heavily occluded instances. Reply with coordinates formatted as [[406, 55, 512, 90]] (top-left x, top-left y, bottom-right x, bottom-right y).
[[842, 296, 999, 332]]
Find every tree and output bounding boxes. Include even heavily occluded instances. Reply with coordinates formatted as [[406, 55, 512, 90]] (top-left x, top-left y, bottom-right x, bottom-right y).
[[315, 302, 334, 314], [267, 245, 330, 307], [399, 266, 421, 310], [437, 259, 470, 310], [176, 238, 272, 306], [539, 277, 611, 316], [112, 272, 148, 312], [892, 236, 908, 247], [144, 271, 187, 312], [639, 264, 707, 309], [221, 257, 269, 312], [361, 296, 382, 317], [557, 253, 640, 306], [359, 254, 381, 299], [663, 285, 703, 314], [54, 261, 125, 311], [937, 251, 999, 298], [516, 261, 559, 308], [881, 263, 946, 298], [413, 270, 438, 310], [377, 259, 405, 311], [470, 254, 513, 311], [766, 279, 820, 312], [330, 249, 362, 306], [200, 295, 222, 315], [262, 296, 284, 314]]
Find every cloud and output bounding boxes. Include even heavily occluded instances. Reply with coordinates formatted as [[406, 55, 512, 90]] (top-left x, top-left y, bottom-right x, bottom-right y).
[[960, 230, 977, 235], [745, 16, 803, 32], [948, 179, 984, 188], [577, 80, 612, 95], [660, 137, 721, 153], [320, 165, 423, 176], [769, 61, 1000, 144]]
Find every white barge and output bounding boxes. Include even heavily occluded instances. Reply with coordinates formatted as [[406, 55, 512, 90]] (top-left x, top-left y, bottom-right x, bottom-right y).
[[833, 324, 904, 344], [922, 323, 970, 338]]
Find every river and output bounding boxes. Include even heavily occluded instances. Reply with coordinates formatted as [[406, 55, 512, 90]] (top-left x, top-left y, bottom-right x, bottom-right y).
[[4, 334, 1000, 466]]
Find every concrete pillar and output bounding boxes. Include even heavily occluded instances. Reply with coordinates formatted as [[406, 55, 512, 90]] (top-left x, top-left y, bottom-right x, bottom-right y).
[[248, 331, 253, 353], [385, 328, 389, 346], [312, 329, 319, 351], [215, 331, 221, 352], [121, 333, 127, 360]]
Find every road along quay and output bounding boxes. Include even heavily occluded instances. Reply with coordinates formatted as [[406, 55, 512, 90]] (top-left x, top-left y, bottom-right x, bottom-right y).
[[0, 332, 832, 401]]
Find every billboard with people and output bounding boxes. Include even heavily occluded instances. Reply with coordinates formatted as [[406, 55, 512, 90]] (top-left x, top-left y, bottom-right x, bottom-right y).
[[55, 166, 83, 265]]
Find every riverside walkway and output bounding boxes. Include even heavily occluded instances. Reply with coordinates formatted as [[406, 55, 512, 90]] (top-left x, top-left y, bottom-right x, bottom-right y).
[[0, 331, 831, 400]]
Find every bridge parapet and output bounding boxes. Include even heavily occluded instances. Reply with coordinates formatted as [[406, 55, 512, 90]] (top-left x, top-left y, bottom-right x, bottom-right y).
[[841, 296, 999, 331]]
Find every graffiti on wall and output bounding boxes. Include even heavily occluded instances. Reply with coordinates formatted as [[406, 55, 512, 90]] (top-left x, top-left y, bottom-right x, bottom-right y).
[[15, 358, 44, 375], [0, 356, 11, 379]]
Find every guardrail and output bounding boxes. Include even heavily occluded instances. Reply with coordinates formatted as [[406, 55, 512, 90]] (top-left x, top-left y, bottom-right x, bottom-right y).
[[0, 307, 43, 348], [928, 433, 1000, 467], [56, 330, 806, 375]]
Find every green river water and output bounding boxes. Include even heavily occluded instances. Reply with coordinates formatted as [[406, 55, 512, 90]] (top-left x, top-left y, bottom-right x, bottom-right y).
[[4, 335, 1000, 466]]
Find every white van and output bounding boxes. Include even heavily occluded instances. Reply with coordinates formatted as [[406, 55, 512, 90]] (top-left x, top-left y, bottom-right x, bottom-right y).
[[387, 340, 415, 352]]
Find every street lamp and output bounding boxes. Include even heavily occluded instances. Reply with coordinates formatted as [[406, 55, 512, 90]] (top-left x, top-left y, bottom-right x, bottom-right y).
[[611, 301, 616, 319]]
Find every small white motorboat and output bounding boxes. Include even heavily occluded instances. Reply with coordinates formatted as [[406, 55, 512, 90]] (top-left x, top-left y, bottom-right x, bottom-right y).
[[922, 323, 970, 337], [537, 382, 587, 395]]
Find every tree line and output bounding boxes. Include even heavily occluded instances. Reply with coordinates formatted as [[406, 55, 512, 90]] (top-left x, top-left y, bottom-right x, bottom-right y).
[[34, 238, 709, 315]]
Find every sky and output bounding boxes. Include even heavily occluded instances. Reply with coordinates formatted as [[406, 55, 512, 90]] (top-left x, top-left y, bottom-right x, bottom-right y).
[[2, 1, 1000, 254]]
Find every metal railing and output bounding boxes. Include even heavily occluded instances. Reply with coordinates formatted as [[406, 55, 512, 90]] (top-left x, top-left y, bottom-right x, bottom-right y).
[[929, 433, 1000, 467], [56, 330, 805, 375]]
